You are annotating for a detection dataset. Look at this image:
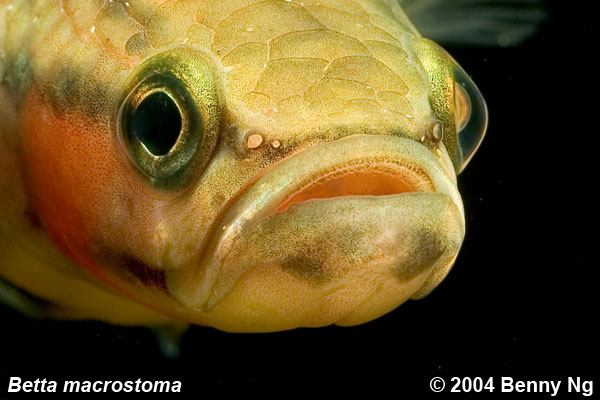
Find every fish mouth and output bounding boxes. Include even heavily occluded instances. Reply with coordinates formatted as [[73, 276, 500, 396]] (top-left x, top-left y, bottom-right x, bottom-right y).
[[167, 135, 465, 331], [276, 158, 435, 212]]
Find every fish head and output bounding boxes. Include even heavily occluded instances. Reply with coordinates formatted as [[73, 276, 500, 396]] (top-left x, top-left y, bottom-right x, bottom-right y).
[[19, 2, 487, 332]]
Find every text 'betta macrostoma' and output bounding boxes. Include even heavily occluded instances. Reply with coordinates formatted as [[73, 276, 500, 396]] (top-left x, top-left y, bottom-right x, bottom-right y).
[[0, 0, 488, 332]]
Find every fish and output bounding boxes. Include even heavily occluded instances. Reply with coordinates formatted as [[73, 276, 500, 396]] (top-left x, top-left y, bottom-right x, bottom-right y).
[[0, 0, 540, 332]]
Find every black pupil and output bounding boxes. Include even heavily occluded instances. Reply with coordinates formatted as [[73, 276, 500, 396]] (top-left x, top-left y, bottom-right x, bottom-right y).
[[133, 92, 182, 156]]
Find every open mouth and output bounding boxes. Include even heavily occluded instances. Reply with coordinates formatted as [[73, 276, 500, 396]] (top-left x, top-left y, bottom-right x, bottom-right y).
[[167, 135, 465, 320], [223, 134, 462, 225], [277, 161, 435, 212]]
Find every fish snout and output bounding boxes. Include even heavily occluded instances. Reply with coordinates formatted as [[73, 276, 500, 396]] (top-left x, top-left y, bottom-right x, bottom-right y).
[[165, 135, 465, 331]]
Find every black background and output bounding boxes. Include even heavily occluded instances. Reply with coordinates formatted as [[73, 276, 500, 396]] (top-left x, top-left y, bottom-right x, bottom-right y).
[[1, 0, 597, 397]]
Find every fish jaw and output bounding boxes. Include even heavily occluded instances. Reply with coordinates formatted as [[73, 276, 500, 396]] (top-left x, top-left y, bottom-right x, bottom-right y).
[[167, 135, 465, 332]]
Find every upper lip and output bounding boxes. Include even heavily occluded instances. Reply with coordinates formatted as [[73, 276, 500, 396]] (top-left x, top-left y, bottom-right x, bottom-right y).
[[224, 134, 463, 221]]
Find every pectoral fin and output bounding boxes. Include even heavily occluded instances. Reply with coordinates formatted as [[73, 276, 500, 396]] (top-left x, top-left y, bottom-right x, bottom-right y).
[[400, 0, 546, 46], [0, 279, 51, 319]]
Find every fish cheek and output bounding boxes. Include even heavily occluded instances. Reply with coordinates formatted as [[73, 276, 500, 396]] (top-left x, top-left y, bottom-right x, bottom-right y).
[[21, 90, 108, 278], [19, 89, 175, 299]]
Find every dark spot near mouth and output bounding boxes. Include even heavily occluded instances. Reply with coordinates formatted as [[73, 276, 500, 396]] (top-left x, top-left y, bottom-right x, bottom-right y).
[[281, 255, 329, 284], [391, 231, 445, 281]]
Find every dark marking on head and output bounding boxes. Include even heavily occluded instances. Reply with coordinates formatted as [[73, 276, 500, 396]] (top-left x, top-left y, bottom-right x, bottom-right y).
[[281, 255, 329, 284], [3, 50, 31, 93], [97, 248, 167, 290], [23, 208, 42, 230], [391, 231, 445, 281], [45, 63, 113, 122], [121, 257, 167, 290]]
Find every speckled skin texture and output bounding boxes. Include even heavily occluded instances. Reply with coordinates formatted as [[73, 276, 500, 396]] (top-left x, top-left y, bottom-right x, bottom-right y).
[[0, 0, 478, 331]]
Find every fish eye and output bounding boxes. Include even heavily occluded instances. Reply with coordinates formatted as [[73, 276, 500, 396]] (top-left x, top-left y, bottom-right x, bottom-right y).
[[454, 84, 471, 132], [132, 91, 182, 156], [118, 72, 205, 185], [118, 48, 221, 187], [452, 64, 488, 172]]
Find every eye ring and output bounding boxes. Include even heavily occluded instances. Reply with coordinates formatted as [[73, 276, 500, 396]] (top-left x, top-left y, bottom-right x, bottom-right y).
[[118, 72, 204, 184]]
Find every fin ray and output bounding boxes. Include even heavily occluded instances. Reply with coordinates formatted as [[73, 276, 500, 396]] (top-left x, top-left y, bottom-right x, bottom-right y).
[[399, 0, 546, 46]]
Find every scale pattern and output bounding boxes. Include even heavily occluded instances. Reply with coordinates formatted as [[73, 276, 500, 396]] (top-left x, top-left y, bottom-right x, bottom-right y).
[[1, 0, 431, 129]]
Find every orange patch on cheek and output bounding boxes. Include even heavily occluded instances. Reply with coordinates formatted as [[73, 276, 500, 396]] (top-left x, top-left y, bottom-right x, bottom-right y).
[[18, 90, 206, 321], [21, 90, 120, 282]]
